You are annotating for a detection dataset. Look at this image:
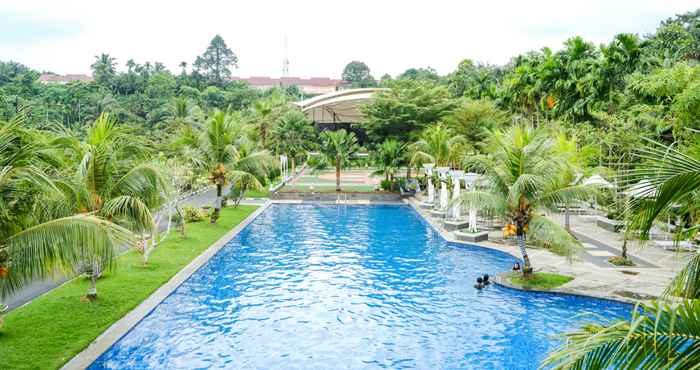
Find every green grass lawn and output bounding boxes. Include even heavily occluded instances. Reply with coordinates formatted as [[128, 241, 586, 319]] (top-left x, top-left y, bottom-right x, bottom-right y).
[[508, 272, 574, 290], [0, 205, 257, 370], [244, 188, 270, 198]]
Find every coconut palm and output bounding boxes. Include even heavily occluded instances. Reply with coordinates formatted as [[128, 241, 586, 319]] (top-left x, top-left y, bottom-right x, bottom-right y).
[[541, 138, 700, 369], [541, 299, 700, 369], [458, 124, 593, 276], [198, 110, 274, 222], [411, 124, 468, 168], [54, 113, 169, 279], [372, 139, 406, 182], [253, 100, 273, 148], [0, 115, 133, 301], [320, 130, 359, 192]]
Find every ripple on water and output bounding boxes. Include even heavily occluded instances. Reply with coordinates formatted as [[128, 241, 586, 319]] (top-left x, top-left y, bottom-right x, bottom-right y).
[[91, 204, 631, 370]]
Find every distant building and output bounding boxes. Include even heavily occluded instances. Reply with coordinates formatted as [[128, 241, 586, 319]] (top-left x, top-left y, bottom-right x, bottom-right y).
[[230, 76, 343, 95], [38, 73, 93, 84]]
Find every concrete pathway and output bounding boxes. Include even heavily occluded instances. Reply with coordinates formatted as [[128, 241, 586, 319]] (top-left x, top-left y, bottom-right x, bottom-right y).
[[409, 196, 692, 303]]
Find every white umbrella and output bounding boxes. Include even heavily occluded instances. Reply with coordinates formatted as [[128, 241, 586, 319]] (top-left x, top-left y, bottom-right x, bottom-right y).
[[427, 179, 435, 203], [582, 174, 615, 189], [440, 181, 448, 210], [452, 177, 461, 219]]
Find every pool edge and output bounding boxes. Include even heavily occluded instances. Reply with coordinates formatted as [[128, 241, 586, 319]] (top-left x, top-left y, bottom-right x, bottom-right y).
[[62, 201, 273, 370]]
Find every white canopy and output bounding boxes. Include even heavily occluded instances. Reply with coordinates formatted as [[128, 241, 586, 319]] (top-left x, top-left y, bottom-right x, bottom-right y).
[[582, 174, 615, 189], [295, 88, 387, 123]]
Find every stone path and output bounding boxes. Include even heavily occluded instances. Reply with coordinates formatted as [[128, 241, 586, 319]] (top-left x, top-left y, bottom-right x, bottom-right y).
[[408, 196, 692, 303]]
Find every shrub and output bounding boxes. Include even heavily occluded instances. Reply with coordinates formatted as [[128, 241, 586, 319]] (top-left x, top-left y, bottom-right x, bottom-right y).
[[183, 206, 206, 223]]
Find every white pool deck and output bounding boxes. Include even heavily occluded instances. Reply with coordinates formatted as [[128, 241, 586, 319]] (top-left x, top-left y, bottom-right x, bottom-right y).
[[406, 196, 691, 304]]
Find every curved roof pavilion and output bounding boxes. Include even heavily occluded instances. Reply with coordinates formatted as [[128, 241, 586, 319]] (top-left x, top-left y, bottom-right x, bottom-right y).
[[294, 88, 387, 123]]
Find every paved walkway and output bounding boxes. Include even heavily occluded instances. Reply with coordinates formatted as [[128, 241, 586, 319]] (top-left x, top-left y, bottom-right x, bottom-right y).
[[409, 196, 692, 303]]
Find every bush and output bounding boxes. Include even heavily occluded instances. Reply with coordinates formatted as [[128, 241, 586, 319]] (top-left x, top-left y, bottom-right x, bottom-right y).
[[609, 256, 636, 266], [380, 179, 393, 191], [183, 206, 206, 223]]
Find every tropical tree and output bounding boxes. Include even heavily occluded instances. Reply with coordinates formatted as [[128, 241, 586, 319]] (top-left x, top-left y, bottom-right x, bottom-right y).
[[253, 100, 273, 148], [0, 115, 133, 302], [372, 139, 406, 182], [193, 110, 273, 222], [91, 53, 117, 89], [55, 113, 169, 271], [319, 130, 359, 192], [458, 124, 593, 276], [341, 61, 376, 87], [542, 138, 700, 369], [271, 110, 315, 175], [411, 124, 468, 168]]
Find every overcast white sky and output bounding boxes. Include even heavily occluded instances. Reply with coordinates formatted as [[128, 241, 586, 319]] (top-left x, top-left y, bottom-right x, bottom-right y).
[[1, 1, 697, 78]]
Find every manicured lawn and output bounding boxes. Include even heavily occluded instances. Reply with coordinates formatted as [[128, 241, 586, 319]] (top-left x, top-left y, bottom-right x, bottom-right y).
[[0, 205, 257, 370], [244, 188, 270, 198], [508, 272, 574, 290]]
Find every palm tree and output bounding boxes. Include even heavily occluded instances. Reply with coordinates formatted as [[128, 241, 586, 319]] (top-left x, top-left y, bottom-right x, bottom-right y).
[[458, 125, 593, 277], [197, 111, 273, 222], [372, 139, 405, 182], [0, 115, 133, 302], [271, 110, 315, 176], [411, 124, 468, 168], [55, 113, 169, 274], [253, 100, 273, 148], [320, 130, 359, 192], [541, 139, 700, 369]]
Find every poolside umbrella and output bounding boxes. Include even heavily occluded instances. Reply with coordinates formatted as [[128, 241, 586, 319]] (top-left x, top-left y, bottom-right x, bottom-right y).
[[452, 177, 461, 218], [440, 181, 448, 210]]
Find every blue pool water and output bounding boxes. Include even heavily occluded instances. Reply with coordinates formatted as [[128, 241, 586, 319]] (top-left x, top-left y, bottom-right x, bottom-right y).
[[90, 204, 631, 369]]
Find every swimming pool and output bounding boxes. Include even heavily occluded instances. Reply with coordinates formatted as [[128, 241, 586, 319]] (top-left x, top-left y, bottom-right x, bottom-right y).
[[90, 204, 630, 369]]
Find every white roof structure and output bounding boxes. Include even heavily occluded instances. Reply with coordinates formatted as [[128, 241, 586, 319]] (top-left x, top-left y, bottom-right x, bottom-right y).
[[295, 88, 387, 123], [582, 174, 615, 189]]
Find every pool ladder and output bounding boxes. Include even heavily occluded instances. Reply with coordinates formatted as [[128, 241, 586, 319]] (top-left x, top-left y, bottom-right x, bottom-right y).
[[336, 192, 348, 204]]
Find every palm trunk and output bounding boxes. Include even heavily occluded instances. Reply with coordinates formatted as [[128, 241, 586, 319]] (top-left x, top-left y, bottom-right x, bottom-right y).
[[621, 238, 628, 260], [291, 157, 296, 177], [517, 229, 533, 277], [86, 270, 98, 300], [406, 165, 411, 179], [335, 155, 341, 192], [211, 182, 222, 223], [564, 206, 570, 232]]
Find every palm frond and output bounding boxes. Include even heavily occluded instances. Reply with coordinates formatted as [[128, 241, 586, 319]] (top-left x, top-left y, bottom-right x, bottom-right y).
[[541, 300, 700, 370], [1, 215, 133, 298], [528, 215, 582, 260]]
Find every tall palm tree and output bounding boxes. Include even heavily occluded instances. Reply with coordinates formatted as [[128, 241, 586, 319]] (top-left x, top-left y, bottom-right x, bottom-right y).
[[458, 125, 593, 276], [541, 139, 700, 369], [253, 100, 273, 148], [198, 110, 273, 222], [55, 113, 169, 280], [411, 124, 468, 168], [320, 130, 359, 192], [0, 115, 133, 302]]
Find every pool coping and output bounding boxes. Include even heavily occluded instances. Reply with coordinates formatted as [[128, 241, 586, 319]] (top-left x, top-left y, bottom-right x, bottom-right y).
[[403, 199, 642, 305], [62, 202, 272, 370]]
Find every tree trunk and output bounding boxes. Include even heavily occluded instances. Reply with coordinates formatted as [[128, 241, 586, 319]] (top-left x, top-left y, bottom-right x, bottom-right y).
[[621, 238, 628, 260], [86, 270, 98, 300], [517, 228, 534, 278], [335, 155, 341, 192], [564, 206, 570, 232], [406, 165, 411, 179], [291, 157, 296, 177], [210, 183, 222, 223]]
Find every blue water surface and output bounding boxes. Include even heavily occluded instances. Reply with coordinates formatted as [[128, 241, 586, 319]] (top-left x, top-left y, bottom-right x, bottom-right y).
[[90, 204, 631, 370]]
